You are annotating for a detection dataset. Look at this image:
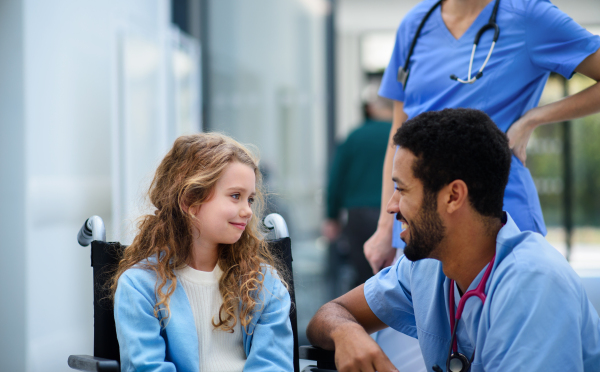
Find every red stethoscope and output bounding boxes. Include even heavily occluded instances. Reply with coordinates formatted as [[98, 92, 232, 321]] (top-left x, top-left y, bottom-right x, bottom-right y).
[[433, 254, 496, 372]]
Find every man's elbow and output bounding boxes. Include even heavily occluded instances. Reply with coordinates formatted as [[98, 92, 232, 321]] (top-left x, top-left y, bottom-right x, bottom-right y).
[[307, 285, 378, 348], [307, 299, 354, 349], [306, 302, 333, 348]]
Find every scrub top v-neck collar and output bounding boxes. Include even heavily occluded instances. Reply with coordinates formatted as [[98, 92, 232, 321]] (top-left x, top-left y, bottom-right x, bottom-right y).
[[434, 0, 498, 45], [452, 260, 492, 310]]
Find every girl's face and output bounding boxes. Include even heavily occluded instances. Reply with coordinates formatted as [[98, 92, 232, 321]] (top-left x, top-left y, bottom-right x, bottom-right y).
[[190, 161, 256, 249]]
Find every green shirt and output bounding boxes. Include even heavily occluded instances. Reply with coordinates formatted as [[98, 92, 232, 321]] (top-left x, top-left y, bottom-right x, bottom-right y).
[[326, 120, 392, 219]]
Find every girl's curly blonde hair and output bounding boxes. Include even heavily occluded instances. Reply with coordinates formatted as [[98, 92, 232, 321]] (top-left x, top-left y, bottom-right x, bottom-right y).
[[110, 132, 286, 333]]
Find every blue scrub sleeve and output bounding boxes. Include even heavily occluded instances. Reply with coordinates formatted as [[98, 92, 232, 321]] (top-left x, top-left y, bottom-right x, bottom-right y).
[[481, 262, 586, 371], [364, 256, 418, 338], [115, 274, 176, 372], [526, 0, 600, 78], [244, 272, 294, 371], [378, 18, 413, 102]]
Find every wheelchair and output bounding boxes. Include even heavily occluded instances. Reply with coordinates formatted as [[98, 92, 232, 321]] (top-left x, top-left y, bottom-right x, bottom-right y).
[[68, 214, 336, 372]]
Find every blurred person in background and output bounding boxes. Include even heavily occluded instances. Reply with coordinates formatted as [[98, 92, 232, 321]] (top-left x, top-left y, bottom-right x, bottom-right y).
[[323, 78, 392, 290]]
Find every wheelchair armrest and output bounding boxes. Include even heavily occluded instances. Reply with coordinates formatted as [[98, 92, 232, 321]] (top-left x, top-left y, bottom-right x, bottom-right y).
[[299, 345, 336, 370], [68, 355, 119, 372]]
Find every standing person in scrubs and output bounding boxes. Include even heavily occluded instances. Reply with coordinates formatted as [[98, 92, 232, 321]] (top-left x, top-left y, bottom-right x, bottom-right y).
[[366, 1, 600, 369], [364, 0, 600, 273], [307, 109, 600, 372]]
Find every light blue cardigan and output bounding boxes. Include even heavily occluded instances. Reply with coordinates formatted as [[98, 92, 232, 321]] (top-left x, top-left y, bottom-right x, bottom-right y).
[[114, 262, 294, 372]]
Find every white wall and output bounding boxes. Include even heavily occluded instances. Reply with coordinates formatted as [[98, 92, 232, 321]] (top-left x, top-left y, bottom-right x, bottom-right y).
[[23, 1, 124, 370], [0, 2, 27, 371], [337, 0, 418, 33], [0, 0, 200, 370], [23, 2, 116, 370]]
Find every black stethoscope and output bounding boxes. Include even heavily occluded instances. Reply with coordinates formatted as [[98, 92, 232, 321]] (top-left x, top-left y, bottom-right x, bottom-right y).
[[397, 0, 501, 89], [432, 254, 496, 372]]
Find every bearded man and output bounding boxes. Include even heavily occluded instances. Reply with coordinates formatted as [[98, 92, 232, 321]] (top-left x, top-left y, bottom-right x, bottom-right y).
[[306, 108, 600, 372]]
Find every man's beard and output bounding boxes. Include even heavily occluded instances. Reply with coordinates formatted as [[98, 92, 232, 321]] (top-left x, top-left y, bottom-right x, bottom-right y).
[[402, 191, 446, 262]]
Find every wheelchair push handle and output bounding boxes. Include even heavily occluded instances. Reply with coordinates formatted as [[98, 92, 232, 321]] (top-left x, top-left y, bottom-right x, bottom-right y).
[[77, 215, 106, 246], [78, 214, 286, 245], [263, 213, 289, 239]]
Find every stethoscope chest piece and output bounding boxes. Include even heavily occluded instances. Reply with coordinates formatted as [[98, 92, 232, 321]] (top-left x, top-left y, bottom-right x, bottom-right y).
[[431, 351, 471, 372], [448, 352, 471, 372]]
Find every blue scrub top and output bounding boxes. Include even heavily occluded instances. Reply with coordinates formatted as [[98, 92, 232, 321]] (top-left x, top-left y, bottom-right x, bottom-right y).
[[379, 0, 600, 247], [364, 212, 600, 371]]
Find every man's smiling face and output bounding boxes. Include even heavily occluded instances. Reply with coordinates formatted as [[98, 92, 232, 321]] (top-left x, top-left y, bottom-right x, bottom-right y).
[[387, 147, 446, 261]]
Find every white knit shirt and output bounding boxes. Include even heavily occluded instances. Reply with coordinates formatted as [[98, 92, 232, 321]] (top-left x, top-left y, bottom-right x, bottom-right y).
[[175, 264, 246, 372]]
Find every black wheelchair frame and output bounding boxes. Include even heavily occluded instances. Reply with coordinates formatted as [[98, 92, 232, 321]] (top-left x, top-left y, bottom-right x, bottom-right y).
[[68, 214, 336, 372]]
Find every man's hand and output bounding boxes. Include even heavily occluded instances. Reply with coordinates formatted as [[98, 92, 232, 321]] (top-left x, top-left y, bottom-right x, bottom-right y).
[[506, 110, 538, 165], [322, 219, 341, 241], [332, 323, 398, 372], [306, 285, 393, 370], [364, 226, 396, 274]]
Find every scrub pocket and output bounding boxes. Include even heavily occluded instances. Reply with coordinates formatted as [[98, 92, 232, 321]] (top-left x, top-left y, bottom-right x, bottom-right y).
[[416, 326, 451, 372]]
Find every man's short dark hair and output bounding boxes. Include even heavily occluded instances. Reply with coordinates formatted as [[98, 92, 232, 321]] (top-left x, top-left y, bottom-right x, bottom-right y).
[[393, 108, 511, 218]]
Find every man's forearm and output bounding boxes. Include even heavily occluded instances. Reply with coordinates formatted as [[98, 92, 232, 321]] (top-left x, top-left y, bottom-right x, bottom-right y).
[[307, 284, 388, 350], [306, 297, 397, 372], [306, 301, 362, 350]]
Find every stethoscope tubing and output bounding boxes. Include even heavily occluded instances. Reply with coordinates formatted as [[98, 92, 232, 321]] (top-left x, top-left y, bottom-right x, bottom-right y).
[[402, 0, 445, 75], [449, 254, 496, 353], [441, 253, 496, 372], [400, 0, 501, 87], [456, 22, 500, 83]]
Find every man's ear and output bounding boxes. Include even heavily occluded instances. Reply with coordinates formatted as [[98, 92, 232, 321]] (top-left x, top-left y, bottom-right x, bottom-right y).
[[443, 180, 468, 214]]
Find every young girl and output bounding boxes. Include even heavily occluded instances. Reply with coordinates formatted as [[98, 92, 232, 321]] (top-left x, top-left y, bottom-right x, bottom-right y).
[[111, 133, 293, 372]]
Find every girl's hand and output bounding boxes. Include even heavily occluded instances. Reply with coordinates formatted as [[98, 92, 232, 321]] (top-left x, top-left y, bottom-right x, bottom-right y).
[[322, 219, 341, 241], [507, 111, 539, 166]]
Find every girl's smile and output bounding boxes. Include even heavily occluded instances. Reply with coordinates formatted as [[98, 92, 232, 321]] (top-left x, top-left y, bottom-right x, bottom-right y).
[[230, 221, 247, 230]]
